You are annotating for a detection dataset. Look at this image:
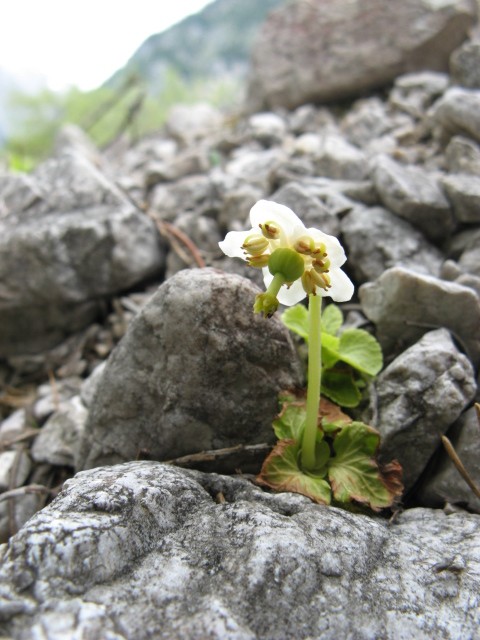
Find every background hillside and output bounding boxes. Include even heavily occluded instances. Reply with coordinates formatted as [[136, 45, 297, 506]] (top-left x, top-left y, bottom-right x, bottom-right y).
[[108, 0, 287, 91], [1, 0, 287, 169]]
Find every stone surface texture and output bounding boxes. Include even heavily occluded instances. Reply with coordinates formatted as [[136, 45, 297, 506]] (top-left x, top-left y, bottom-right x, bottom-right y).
[[79, 268, 303, 471], [247, 0, 477, 110], [1, 462, 479, 640], [367, 329, 476, 490]]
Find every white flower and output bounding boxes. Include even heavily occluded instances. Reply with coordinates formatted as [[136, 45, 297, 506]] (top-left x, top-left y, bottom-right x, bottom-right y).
[[219, 199, 354, 307]]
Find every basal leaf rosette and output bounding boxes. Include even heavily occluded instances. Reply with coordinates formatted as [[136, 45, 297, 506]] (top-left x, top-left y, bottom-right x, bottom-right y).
[[257, 393, 403, 510], [219, 200, 354, 316]]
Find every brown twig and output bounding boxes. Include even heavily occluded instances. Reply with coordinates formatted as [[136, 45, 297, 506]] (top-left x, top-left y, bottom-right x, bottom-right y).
[[149, 215, 206, 268], [0, 484, 56, 504], [0, 428, 40, 450], [441, 435, 480, 500], [163, 443, 271, 468]]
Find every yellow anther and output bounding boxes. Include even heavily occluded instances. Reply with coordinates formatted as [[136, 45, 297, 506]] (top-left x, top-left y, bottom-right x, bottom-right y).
[[247, 254, 271, 268], [294, 235, 316, 255], [242, 234, 269, 256], [310, 268, 332, 291], [259, 221, 282, 240], [312, 257, 331, 273]]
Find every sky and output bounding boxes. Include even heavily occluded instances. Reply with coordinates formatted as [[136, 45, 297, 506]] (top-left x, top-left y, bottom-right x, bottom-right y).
[[0, 0, 213, 92]]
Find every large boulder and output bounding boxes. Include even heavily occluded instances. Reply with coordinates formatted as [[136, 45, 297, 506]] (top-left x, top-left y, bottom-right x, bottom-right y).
[[78, 268, 303, 471], [0, 152, 165, 357], [1, 462, 479, 639], [246, 0, 477, 111]]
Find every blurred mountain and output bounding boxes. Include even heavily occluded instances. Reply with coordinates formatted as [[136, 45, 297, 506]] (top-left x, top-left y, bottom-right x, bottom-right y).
[[107, 0, 288, 92]]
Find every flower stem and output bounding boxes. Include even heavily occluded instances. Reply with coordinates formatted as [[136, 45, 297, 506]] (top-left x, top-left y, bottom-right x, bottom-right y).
[[301, 293, 322, 471]]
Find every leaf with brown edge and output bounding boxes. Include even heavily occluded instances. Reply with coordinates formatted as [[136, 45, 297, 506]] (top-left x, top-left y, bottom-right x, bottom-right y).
[[257, 440, 331, 505], [328, 421, 403, 511]]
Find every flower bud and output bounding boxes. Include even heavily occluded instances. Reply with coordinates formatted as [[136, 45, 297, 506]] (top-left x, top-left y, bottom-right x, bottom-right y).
[[268, 248, 305, 283], [242, 234, 269, 256], [253, 292, 279, 318], [259, 221, 282, 240]]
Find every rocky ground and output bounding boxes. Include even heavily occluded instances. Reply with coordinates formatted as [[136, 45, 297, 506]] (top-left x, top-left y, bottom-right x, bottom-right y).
[[1, 0, 480, 637]]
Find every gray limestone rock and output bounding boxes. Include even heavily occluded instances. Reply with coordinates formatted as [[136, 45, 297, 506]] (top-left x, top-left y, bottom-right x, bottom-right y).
[[450, 40, 480, 88], [371, 154, 455, 242], [31, 396, 88, 469], [389, 71, 450, 116], [341, 206, 443, 283], [246, 0, 477, 111], [149, 174, 218, 222], [441, 173, 480, 223], [271, 182, 340, 238], [1, 462, 480, 639], [366, 329, 476, 491], [432, 86, 480, 143], [445, 135, 480, 175], [459, 241, 480, 277], [247, 112, 287, 146], [359, 267, 480, 367], [0, 153, 165, 357], [165, 103, 223, 145], [418, 406, 480, 512], [78, 268, 303, 471], [293, 133, 369, 181]]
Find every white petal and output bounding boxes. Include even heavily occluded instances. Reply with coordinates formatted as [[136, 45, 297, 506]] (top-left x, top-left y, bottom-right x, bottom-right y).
[[307, 228, 347, 267], [250, 200, 305, 237], [262, 270, 307, 306], [218, 230, 253, 260], [322, 268, 354, 302]]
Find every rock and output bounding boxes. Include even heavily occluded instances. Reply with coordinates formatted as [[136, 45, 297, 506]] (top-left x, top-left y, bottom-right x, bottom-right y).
[[271, 182, 340, 237], [371, 154, 455, 242], [31, 397, 88, 469], [341, 206, 443, 283], [78, 269, 303, 471], [389, 71, 450, 116], [1, 462, 480, 639], [432, 86, 480, 143], [144, 148, 210, 185], [445, 135, 480, 175], [441, 173, 480, 222], [0, 450, 31, 492], [0, 153, 165, 357], [225, 148, 287, 190], [246, 0, 476, 110], [247, 112, 287, 146], [165, 103, 223, 145], [371, 329, 475, 490], [359, 267, 480, 367], [149, 174, 219, 222], [450, 40, 480, 88], [418, 407, 480, 512], [33, 377, 84, 424], [459, 241, 480, 277], [293, 133, 369, 181]]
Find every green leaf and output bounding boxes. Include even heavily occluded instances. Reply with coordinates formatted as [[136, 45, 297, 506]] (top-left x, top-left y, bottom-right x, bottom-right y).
[[321, 370, 362, 408], [338, 329, 383, 377], [321, 332, 340, 369], [281, 304, 309, 341], [322, 304, 343, 336], [258, 440, 332, 504], [272, 401, 306, 441], [328, 422, 401, 509]]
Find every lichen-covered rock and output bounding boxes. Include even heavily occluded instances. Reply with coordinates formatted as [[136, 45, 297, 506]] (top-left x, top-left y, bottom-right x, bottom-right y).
[[246, 0, 477, 110], [366, 329, 476, 490], [0, 462, 479, 640], [432, 86, 480, 142], [78, 268, 303, 471]]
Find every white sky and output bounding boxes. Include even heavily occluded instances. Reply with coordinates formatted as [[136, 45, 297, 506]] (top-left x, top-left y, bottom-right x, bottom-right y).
[[0, 0, 213, 91]]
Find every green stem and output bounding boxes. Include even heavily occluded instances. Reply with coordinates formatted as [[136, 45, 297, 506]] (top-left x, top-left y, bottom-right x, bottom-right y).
[[301, 293, 322, 471], [267, 272, 286, 298]]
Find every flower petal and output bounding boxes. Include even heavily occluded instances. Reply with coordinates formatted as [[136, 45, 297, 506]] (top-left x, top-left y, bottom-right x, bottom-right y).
[[323, 268, 354, 302], [218, 230, 253, 260], [306, 228, 347, 267], [250, 200, 305, 237]]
